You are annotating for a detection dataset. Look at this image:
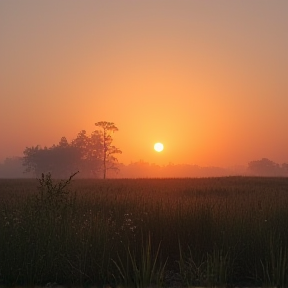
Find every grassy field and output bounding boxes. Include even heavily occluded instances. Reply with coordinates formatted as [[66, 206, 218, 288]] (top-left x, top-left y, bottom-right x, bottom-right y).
[[0, 176, 288, 287]]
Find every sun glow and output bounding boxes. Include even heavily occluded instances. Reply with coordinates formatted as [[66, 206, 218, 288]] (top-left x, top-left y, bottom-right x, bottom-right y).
[[154, 142, 164, 152]]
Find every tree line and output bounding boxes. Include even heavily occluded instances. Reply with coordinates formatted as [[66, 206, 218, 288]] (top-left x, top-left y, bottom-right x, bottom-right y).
[[23, 121, 122, 179], [1, 157, 287, 179], [247, 158, 288, 177], [1, 125, 288, 178]]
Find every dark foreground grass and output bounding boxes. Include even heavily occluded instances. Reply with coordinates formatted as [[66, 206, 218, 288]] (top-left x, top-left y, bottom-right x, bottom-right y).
[[0, 176, 288, 287]]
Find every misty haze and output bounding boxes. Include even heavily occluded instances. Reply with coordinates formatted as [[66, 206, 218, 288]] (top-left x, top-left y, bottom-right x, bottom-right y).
[[1, 1, 287, 287]]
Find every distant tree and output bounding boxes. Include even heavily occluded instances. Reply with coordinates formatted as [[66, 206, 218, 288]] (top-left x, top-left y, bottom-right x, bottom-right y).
[[248, 158, 284, 176], [23, 143, 81, 178], [58, 136, 69, 148], [71, 130, 102, 177], [49, 138, 81, 177], [95, 121, 122, 179], [282, 163, 288, 173], [23, 145, 43, 175], [22, 124, 121, 178], [71, 130, 89, 157]]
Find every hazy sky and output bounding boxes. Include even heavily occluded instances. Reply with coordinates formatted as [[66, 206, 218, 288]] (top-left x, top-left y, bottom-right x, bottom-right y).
[[1, 0, 287, 167]]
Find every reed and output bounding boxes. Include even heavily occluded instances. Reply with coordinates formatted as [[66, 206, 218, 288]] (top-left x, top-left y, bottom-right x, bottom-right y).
[[0, 176, 288, 286]]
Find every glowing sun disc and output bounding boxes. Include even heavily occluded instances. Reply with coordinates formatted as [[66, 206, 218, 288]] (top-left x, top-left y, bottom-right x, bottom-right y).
[[154, 142, 164, 152]]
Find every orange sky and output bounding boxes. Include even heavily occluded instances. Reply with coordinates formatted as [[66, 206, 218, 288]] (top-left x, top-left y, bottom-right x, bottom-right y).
[[1, 0, 287, 167]]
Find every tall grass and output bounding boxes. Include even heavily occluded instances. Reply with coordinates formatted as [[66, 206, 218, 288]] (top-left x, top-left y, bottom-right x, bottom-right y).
[[178, 242, 231, 287], [0, 176, 288, 286], [112, 233, 167, 288]]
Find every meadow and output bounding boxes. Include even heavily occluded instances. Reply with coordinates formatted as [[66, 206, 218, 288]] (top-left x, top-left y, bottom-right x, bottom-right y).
[[1, 175, 288, 287]]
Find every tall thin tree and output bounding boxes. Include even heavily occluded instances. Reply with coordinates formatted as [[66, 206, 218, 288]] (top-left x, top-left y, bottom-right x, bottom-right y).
[[95, 121, 122, 179]]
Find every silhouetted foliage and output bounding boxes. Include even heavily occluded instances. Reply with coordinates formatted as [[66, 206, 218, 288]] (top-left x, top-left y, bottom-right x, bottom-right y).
[[248, 158, 288, 176], [23, 144, 81, 178], [22, 122, 122, 178], [95, 121, 122, 179], [71, 130, 103, 177]]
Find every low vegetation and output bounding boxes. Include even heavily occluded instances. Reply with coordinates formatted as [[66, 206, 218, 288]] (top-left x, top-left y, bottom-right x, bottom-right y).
[[0, 176, 288, 287]]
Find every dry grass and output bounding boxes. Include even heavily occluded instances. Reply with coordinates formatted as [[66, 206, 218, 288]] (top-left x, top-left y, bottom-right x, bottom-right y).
[[0, 176, 288, 287]]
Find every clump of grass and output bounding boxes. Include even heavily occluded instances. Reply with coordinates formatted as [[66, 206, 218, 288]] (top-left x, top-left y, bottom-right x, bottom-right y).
[[178, 242, 231, 287], [178, 242, 206, 286], [112, 233, 167, 288], [206, 246, 231, 287], [260, 233, 288, 287]]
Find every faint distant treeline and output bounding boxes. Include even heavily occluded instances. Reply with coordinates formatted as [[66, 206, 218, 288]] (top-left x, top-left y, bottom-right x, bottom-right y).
[[247, 158, 288, 177], [117, 158, 288, 178], [1, 157, 287, 178]]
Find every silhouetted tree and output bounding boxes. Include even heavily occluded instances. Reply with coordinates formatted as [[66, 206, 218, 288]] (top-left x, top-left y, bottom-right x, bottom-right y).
[[23, 143, 81, 178], [23, 145, 43, 175], [95, 121, 122, 179], [22, 123, 122, 178], [58, 136, 69, 148], [71, 130, 102, 177], [22, 125, 122, 178], [248, 158, 284, 176]]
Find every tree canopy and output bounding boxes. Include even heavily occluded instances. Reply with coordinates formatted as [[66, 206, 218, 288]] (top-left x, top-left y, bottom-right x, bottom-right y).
[[248, 158, 288, 176], [23, 122, 122, 178], [95, 121, 122, 179]]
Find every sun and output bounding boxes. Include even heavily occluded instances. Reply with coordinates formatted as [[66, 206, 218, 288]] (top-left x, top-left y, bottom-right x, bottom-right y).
[[154, 142, 164, 152]]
